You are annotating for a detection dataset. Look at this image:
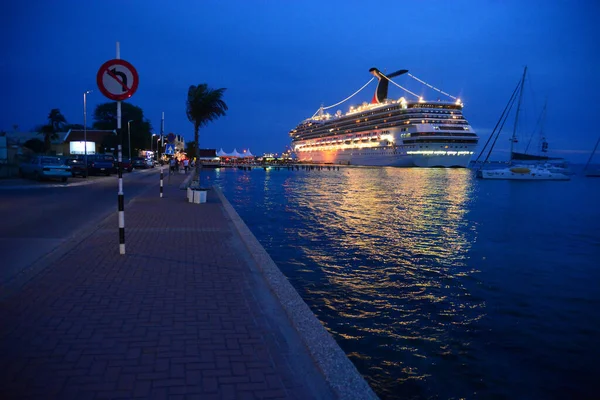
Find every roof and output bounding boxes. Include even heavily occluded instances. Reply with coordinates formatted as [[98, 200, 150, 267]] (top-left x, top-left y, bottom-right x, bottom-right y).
[[63, 129, 117, 143], [2, 131, 41, 146], [198, 149, 217, 157], [216, 148, 255, 158]]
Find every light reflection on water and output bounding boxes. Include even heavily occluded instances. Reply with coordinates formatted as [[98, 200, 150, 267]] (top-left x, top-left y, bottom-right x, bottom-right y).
[[284, 169, 483, 399], [206, 167, 600, 400]]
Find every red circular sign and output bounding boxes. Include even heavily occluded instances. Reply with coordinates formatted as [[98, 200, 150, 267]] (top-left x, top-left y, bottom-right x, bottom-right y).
[[96, 59, 139, 101]]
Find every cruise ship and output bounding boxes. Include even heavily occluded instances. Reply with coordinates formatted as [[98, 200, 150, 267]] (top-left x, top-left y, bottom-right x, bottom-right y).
[[289, 68, 479, 167]]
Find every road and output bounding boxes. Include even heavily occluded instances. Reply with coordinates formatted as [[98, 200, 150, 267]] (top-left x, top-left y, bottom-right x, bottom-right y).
[[0, 168, 166, 285]]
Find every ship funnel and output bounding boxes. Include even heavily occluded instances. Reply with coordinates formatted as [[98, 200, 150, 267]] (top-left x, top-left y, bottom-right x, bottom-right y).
[[369, 68, 409, 104]]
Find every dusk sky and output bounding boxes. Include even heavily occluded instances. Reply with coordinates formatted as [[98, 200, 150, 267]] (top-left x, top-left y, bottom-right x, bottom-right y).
[[2, 0, 599, 160]]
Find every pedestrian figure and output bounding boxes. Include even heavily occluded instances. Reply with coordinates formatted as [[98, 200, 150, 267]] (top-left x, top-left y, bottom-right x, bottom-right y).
[[183, 158, 189, 174], [169, 158, 176, 175]]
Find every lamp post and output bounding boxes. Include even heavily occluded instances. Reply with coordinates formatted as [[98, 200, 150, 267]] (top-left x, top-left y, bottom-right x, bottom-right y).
[[151, 133, 156, 157], [127, 120, 134, 160], [83, 90, 93, 177]]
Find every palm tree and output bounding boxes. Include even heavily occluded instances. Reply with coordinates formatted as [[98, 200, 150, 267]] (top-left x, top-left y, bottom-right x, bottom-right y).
[[186, 84, 227, 180], [39, 108, 67, 154]]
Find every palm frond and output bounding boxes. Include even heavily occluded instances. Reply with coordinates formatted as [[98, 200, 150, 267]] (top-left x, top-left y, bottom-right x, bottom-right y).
[[186, 84, 228, 129]]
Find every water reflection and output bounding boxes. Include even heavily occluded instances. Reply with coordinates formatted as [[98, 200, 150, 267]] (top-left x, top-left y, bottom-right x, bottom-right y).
[[278, 169, 483, 398], [211, 167, 483, 399], [208, 167, 600, 399]]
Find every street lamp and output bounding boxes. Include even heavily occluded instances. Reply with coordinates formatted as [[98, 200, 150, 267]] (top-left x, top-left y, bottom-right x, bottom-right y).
[[151, 133, 156, 155], [83, 90, 93, 177], [127, 120, 134, 160]]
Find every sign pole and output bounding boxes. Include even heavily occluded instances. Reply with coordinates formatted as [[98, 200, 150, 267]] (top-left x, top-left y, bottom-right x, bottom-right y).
[[160, 167, 164, 198], [160, 111, 164, 160], [96, 42, 139, 256], [116, 41, 125, 255]]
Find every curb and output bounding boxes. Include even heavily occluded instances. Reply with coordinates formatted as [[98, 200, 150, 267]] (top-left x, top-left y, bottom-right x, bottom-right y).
[[214, 186, 378, 400], [179, 171, 195, 190], [0, 178, 159, 300]]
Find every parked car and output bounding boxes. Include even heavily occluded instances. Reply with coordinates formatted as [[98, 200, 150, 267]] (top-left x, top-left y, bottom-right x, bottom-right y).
[[65, 157, 87, 177], [119, 158, 133, 173], [145, 158, 155, 168], [87, 154, 116, 175], [132, 157, 148, 169], [19, 156, 71, 182]]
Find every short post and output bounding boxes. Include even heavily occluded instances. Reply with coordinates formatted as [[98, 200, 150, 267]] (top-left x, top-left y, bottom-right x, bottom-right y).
[[117, 144, 125, 255], [160, 167, 164, 198]]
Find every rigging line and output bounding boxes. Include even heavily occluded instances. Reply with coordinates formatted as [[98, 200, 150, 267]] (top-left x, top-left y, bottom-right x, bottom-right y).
[[474, 80, 521, 163], [387, 78, 420, 99], [322, 77, 375, 110], [524, 75, 541, 153], [310, 77, 375, 119], [475, 84, 519, 167], [482, 89, 519, 167], [584, 135, 600, 172], [407, 73, 458, 100], [525, 100, 545, 155], [474, 80, 521, 167]]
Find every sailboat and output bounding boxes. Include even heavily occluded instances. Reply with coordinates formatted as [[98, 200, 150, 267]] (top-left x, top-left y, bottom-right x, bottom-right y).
[[510, 99, 570, 174], [476, 67, 570, 181], [583, 135, 600, 177], [511, 101, 564, 162]]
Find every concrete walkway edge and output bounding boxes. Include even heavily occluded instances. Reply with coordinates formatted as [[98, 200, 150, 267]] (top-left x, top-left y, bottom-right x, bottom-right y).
[[214, 186, 379, 400]]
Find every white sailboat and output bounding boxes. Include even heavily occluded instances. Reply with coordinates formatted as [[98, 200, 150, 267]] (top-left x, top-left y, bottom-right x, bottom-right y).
[[476, 66, 570, 181]]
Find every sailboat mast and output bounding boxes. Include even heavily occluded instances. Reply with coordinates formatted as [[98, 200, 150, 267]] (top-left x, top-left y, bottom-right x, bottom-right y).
[[540, 99, 548, 153], [584, 135, 600, 172], [510, 66, 527, 161]]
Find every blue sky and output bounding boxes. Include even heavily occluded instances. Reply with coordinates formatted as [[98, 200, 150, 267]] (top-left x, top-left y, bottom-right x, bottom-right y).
[[2, 0, 599, 160]]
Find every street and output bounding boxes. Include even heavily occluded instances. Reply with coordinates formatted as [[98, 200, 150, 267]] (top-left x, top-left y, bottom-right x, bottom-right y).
[[0, 168, 163, 285]]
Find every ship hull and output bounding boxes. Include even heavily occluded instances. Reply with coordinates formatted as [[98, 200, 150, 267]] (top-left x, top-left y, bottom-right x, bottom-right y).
[[290, 98, 478, 168], [296, 144, 476, 167]]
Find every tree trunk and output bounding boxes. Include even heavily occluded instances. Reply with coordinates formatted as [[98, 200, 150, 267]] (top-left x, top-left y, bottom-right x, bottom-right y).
[[44, 134, 51, 154], [194, 125, 200, 184]]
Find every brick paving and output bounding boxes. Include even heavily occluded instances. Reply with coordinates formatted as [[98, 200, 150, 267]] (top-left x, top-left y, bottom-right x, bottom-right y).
[[0, 173, 334, 399]]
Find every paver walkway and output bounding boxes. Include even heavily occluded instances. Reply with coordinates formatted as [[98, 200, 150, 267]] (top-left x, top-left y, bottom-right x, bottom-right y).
[[0, 173, 335, 399]]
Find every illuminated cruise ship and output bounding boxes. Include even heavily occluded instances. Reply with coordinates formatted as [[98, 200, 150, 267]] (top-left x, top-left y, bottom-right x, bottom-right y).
[[289, 68, 479, 167]]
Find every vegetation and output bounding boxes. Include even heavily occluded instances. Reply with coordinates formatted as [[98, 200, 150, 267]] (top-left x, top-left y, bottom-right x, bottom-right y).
[[23, 138, 45, 154], [186, 84, 227, 174], [38, 108, 66, 153], [185, 140, 197, 159], [93, 102, 153, 157]]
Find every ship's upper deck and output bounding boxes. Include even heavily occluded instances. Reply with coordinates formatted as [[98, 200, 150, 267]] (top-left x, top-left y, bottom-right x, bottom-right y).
[[290, 98, 468, 141], [307, 98, 463, 123]]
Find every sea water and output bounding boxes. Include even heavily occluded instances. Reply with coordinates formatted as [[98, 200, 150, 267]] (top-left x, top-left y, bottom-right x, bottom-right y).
[[203, 166, 600, 400]]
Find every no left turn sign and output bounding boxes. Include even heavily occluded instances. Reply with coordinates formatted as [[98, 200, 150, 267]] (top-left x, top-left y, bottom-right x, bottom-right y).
[[96, 59, 139, 101]]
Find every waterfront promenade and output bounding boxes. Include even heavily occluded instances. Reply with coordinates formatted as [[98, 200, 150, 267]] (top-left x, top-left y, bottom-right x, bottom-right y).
[[0, 173, 376, 399]]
